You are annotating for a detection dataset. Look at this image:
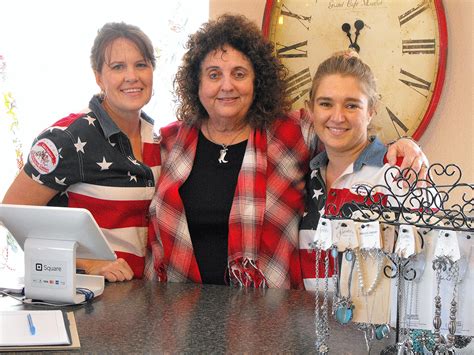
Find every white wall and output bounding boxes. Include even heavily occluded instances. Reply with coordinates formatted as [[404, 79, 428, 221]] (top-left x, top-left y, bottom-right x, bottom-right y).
[[418, 0, 473, 183], [210, 0, 474, 184], [0, 0, 209, 198]]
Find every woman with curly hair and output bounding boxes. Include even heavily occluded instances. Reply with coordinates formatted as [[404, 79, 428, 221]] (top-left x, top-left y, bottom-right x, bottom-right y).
[[148, 14, 426, 289]]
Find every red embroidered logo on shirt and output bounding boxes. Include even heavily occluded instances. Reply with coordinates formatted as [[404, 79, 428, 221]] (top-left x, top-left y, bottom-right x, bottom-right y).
[[29, 138, 59, 174], [350, 183, 374, 196]]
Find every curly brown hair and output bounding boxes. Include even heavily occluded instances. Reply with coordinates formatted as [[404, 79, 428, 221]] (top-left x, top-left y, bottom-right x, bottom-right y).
[[174, 14, 291, 128]]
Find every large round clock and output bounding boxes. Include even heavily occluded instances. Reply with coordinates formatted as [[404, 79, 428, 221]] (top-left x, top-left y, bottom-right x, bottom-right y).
[[263, 0, 447, 143]]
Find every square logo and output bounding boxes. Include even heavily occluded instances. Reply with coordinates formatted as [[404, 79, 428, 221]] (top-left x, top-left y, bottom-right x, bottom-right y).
[[35, 263, 43, 271]]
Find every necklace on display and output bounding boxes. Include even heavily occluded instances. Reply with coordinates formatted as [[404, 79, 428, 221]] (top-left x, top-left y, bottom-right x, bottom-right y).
[[447, 263, 459, 352], [354, 248, 389, 352], [205, 120, 248, 164], [315, 247, 330, 354], [334, 249, 356, 325], [432, 257, 460, 353], [359, 267, 389, 353], [355, 248, 384, 296]]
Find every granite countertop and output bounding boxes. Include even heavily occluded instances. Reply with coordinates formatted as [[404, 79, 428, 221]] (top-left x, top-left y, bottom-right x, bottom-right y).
[[1, 280, 472, 354]]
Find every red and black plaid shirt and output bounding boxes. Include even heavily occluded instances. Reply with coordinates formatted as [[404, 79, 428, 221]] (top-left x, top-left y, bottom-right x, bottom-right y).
[[149, 115, 312, 288]]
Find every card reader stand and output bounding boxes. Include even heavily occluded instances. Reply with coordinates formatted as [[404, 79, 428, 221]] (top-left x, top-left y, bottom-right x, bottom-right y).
[[24, 238, 104, 304]]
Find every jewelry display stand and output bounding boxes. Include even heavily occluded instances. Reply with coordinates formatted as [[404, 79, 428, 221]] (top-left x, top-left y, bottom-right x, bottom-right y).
[[314, 163, 473, 354]]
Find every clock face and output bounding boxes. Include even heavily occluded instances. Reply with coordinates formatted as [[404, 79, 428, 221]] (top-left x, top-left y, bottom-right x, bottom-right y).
[[263, 0, 447, 143]]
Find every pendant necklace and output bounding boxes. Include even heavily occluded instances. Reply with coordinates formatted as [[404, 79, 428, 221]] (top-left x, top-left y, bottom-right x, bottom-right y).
[[334, 249, 356, 325], [355, 248, 385, 296], [359, 254, 390, 353], [432, 256, 459, 354], [205, 120, 248, 164]]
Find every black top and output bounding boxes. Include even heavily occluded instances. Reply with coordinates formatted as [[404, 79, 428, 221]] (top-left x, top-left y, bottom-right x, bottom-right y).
[[179, 130, 247, 285]]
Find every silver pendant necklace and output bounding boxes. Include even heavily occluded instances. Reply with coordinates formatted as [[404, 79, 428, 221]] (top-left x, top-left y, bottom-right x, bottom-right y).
[[334, 249, 355, 326], [205, 120, 248, 164], [432, 256, 459, 354], [218, 145, 229, 164]]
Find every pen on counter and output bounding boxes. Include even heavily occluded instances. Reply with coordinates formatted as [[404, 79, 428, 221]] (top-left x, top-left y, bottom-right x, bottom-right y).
[[27, 313, 36, 335]]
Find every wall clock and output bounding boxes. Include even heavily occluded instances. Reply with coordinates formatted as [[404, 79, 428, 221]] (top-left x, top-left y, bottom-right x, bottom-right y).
[[262, 0, 447, 143]]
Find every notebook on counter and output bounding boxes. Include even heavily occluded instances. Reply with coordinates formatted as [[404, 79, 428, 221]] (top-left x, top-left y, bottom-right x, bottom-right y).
[[0, 310, 80, 351]]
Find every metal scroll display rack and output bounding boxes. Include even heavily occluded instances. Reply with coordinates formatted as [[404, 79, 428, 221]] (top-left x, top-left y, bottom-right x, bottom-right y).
[[315, 163, 473, 354]]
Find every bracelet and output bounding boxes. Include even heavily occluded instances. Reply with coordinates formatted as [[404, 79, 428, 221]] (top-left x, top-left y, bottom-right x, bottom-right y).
[[387, 136, 421, 148]]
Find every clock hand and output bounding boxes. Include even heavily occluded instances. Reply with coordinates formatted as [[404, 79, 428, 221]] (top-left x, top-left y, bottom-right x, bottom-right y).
[[352, 20, 365, 53], [341, 23, 354, 47]]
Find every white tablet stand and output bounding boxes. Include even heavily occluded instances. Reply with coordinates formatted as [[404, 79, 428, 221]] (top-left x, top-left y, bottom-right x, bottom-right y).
[[0, 205, 117, 304]]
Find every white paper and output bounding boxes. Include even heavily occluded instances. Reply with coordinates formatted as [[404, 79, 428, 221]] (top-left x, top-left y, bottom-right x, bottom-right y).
[[434, 229, 461, 261], [357, 221, 381, 250], [395, 225, 416, 258], [314, 217, 333, 250], [332, 219, 358, 251], [0, 310, 70, 346]]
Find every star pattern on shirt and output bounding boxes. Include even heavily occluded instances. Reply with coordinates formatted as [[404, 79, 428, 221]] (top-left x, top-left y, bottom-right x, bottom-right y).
[[47, 126, 67, 133], [83, 115, 96, 126], [97, 156, 113, 171], [23, 109, 161, 221], [311, 169, 318, 179], [128, 171, 137, 182], [319, 206, 325, 217], [55, 177, 66, 186], [128, 157, 140, 166], [312, 188, 324, 200], [74, 137, 87, 153], [31, 174, 43, 184]]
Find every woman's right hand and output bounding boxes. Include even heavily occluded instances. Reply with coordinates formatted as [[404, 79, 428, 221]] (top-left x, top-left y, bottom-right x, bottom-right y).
[[77, 258, 134, 282]]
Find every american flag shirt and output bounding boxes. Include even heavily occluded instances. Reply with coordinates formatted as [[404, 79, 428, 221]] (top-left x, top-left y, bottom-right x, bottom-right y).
[[299, 137, 396, 290], [23, 95, 161, 278]]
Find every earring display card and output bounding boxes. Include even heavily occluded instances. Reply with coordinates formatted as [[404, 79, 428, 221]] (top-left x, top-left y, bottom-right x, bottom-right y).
[[357, 221, 382, 250], [332, 219, 358, 251], [314, 217, 333, 250], [394, 225, 417, 258], [390, 228, 435, 330], [390, 230, 473, 336], [438, 239, 473, 336]]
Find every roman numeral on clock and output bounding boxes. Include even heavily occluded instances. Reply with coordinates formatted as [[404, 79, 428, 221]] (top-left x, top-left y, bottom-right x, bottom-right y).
[[285, 67, 312, 104], [386, 107, 409, 137], [276, 41, 308, 58], [280, 4, 311, 30], [399, 2, 429, 26], [402, 39, 436, 54], [399, 69, 431, 97]]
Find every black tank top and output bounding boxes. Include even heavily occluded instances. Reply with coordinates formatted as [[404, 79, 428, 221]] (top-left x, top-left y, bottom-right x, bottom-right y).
[[179, 130, 247, 285]]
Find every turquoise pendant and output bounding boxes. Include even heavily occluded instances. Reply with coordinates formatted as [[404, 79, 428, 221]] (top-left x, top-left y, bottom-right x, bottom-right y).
[[335, 304, 354, 325], [331, 247, 338, 259], [345, 250, 354, 262], [375, 324, 390, 340]]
